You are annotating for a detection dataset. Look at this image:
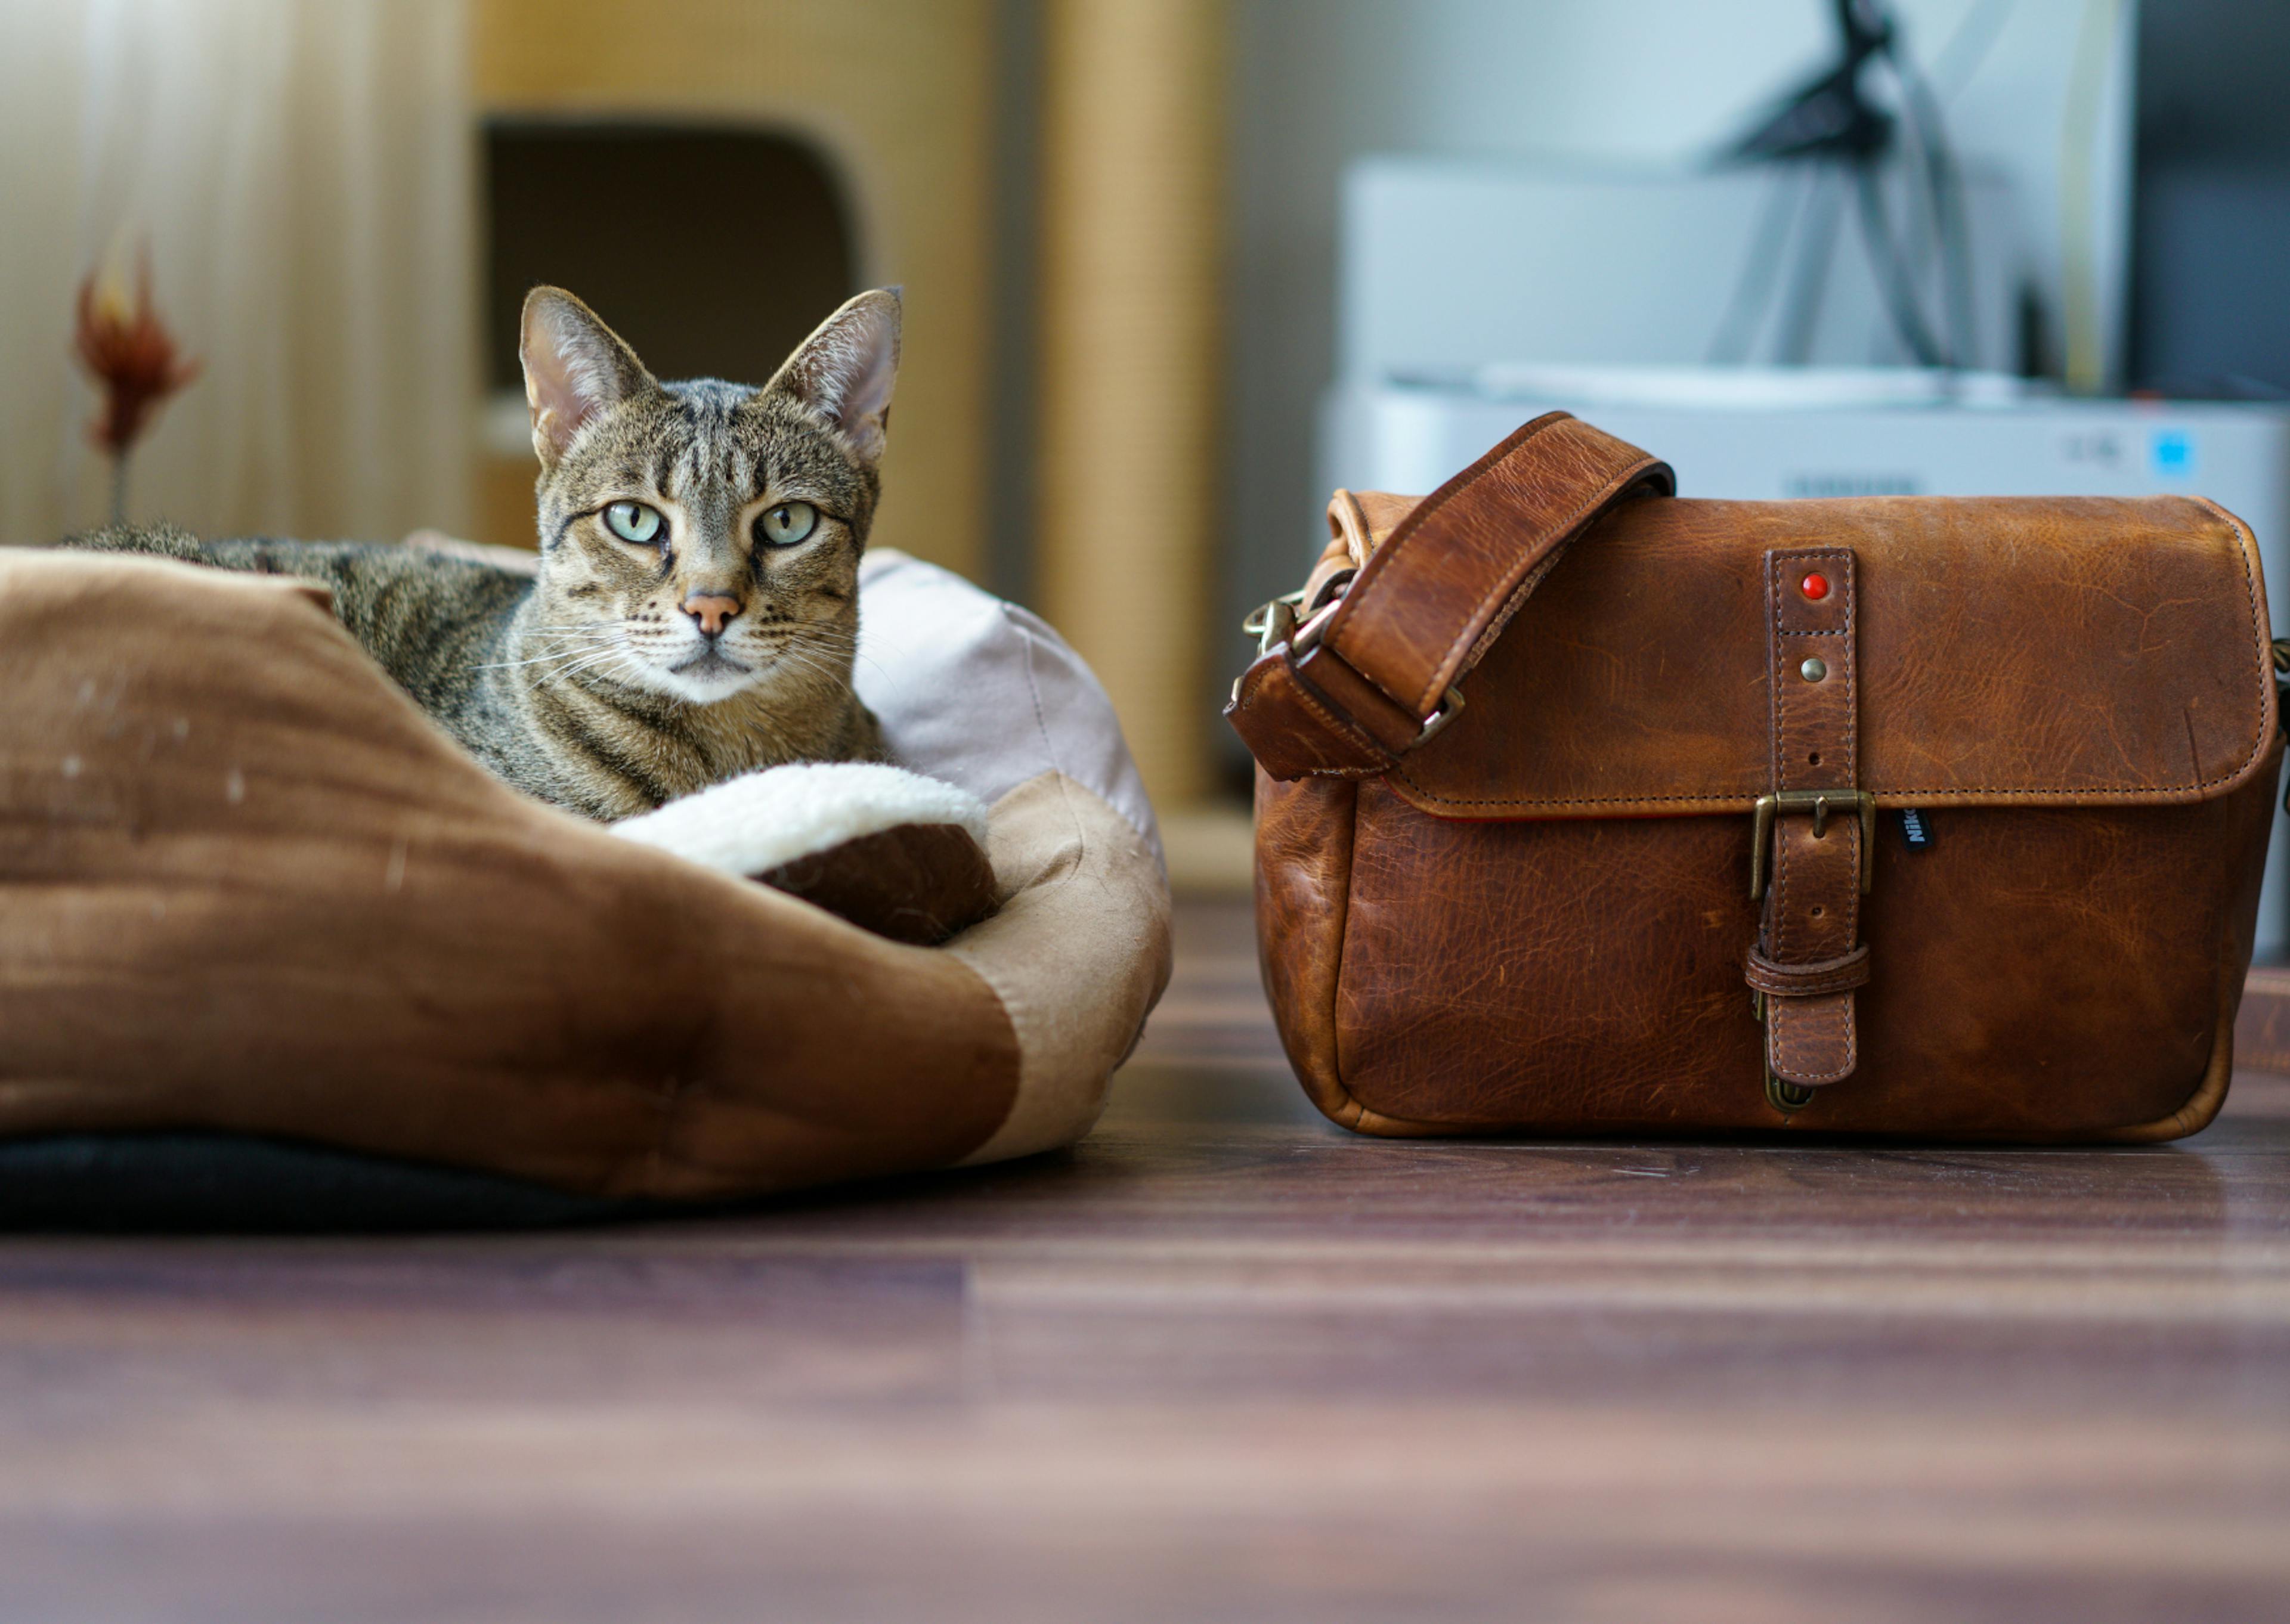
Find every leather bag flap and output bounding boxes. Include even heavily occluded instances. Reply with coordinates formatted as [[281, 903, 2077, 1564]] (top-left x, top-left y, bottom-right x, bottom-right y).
[[1325, 489, 2278, 819]]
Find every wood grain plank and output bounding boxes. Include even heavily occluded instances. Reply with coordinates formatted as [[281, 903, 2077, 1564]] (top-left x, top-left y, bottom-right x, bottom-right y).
[[1, 897, 2283, 1623]]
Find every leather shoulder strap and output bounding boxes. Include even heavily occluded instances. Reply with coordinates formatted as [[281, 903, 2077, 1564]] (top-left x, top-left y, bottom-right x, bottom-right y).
[[1227, 411, 1674, 780]]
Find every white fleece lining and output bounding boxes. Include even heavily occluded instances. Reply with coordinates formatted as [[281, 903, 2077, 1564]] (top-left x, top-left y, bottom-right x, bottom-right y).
[[608, 761, 989, 878]]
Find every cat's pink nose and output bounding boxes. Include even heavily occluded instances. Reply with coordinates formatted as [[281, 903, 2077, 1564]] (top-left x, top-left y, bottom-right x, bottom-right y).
[[681, 591, 742, 637]]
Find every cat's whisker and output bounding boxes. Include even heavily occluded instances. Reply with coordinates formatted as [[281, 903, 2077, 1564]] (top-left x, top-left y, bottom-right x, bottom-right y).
[[541, 649, 639, 688], [803, 641, 886, 681], [513, 631, 627, 674], [763, 631, 877, 683], [476, 652, 611, 674], [763, 652, 850, 690], [740, 636, 836, 674], [475, 634, 617, 671]]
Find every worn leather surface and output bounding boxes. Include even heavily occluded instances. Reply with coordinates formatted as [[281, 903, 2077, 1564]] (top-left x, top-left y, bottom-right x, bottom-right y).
[[1317, 413, 1675, 715], [1255, 746, 2279, 1139], [1227, 413, 1673, 779], [1391, 491, 2274, 814], [1758, 547, 1864, 1086], [1252, 768, 1363, 1129], [1244, 413, 2281, 1141]]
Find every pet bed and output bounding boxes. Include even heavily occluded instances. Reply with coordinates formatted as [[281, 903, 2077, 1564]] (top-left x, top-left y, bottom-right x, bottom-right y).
[[0, 543, 1169, 1220]]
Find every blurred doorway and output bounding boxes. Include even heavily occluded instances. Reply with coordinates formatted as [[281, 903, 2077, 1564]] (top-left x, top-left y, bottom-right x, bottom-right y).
[[483, 122, 858, 395]]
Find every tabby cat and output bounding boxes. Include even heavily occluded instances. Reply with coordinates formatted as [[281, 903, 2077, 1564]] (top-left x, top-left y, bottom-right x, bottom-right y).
[[66, 286, 896, 819]]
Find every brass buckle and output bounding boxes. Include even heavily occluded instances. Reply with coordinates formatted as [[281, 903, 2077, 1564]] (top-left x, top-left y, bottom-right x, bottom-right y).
[[1241, 591, 1302, 657], [1242, 569, 1357, 658], [1749, 789, 1876, 900]]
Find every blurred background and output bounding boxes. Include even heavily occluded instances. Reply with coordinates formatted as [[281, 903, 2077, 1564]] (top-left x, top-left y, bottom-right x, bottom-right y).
[[2, 0, 2286, 901]]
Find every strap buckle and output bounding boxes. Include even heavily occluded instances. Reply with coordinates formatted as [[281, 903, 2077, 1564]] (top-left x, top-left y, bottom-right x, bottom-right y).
[[1243, 568, 1359, 658], [1749, 789, 1876, 901], [1292, 606, 1466, 746], [1237, 566, 1462, 748], [1240, 590, 1304, 656]]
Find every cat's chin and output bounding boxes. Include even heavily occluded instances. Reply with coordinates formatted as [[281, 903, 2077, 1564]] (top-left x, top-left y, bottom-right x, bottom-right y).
[[636, 651, 760, 705]]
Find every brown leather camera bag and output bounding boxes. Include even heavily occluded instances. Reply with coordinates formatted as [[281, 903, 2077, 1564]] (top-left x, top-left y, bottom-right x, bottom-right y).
[[1227, 413, 2282, 1140]]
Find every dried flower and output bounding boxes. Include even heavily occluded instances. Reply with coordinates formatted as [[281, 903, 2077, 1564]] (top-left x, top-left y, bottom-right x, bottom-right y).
[[73, 252, 200, 459]]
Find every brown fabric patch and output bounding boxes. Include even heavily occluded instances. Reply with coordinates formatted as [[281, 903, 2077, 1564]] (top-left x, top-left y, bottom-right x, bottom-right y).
[[0, 551, 1020, 1199], [760, 822, 999, 946]]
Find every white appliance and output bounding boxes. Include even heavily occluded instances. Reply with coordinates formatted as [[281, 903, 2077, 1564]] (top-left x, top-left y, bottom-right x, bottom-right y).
[[1323, 370, 2290, 957], [1339, 158, 2034, 379]]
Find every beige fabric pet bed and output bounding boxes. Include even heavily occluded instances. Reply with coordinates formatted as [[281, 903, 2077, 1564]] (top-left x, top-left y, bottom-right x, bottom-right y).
[[0, 544, 1170, 1204]]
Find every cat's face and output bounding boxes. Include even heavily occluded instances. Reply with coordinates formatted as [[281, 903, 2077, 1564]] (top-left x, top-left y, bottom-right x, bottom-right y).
[[518, 286, 899, 705]]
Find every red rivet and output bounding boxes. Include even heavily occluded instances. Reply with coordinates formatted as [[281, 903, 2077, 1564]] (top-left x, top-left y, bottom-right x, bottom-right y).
[[1801, 572, 1830, 600]]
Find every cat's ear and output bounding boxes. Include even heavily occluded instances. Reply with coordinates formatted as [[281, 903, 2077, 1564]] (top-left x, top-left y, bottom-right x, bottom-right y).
[[770, 289, 901, 466], [519, 287, 655, 467]]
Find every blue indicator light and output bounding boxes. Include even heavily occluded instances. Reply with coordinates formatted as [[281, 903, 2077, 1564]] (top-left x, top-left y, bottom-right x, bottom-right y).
[[2152, 429, 2195, 479]]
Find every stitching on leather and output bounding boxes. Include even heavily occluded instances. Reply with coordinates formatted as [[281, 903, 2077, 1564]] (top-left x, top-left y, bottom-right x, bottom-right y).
[[1773, 550, 1861, 952], [2194, 494, 2276, 771], [1774, 997, 1857, 1081], [1838, 552, 1861, 942], [1769, 552, 1785, 791], [1746, 943, 1871, 995], [1459, 548, 1565, 674], [1765, 548, 1859, 1085], [1326, 416, 1662, 717], [1328, 777, 1365, 1117], [1238, 656, 1387, 772], [1288, 684, 1381, 763], [1246, 636, 1387, 777], [1843, 819, 1862, 942], [1394, 778, 2245, 808], [1388, 510, 2272, 808], [1413, 469, 1635, 714], [1794, 1004, 1857, 1080], [1764, 550, 1785, 967], [1774, 817, 1797, 954]]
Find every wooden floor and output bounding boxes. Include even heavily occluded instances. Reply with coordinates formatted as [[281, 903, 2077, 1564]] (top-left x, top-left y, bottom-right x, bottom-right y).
[[4, 896, 2286, 1623]]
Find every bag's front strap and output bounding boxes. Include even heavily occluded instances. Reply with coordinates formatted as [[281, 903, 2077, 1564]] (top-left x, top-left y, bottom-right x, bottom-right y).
[[1227, 411, 1675, 780]]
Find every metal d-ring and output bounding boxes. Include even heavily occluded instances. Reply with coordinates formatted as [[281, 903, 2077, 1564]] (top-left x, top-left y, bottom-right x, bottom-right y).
[[1242, 569, 1360, 659]]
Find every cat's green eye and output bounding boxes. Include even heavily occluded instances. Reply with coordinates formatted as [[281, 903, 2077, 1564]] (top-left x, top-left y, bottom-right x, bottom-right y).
[[756, 501, 818, 548], [603, 501, 663, 545]]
